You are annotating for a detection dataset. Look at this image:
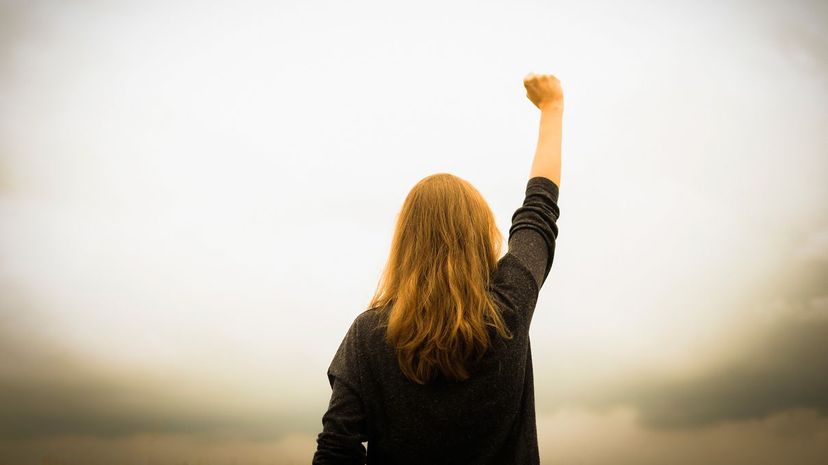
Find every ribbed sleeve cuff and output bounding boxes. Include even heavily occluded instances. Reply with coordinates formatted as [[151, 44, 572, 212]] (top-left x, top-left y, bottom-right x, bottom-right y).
[[527, 176, 559, 204]]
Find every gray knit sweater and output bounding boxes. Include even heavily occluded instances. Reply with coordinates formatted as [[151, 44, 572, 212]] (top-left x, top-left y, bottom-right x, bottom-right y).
[[313, 176, 560, 465]]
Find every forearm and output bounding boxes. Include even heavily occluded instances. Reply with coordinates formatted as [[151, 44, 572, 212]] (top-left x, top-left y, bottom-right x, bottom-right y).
[[529, 105, 563, 187]]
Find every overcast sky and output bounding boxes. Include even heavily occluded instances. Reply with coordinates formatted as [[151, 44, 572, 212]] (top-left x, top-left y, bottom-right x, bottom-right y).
[[1, 0, 827, 463]]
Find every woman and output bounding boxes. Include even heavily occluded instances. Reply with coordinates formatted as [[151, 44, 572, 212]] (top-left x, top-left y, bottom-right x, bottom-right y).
[[313, 73, 563, 465]]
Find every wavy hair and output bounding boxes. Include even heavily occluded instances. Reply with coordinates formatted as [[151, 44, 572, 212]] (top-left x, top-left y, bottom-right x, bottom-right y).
[[368, 173, 513, 385]]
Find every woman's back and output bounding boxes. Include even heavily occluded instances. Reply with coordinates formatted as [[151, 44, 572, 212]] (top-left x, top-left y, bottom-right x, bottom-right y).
[[315, 177, 560, 465]]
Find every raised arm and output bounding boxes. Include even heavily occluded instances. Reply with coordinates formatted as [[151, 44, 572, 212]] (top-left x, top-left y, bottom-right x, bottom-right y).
[[497, 73, 564, 293], [524, 73, 563, 187], [487, 74, 565, 324]]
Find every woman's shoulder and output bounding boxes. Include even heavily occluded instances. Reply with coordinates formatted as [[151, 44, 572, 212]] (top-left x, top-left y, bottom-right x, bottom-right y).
[[488, 252, 540, 329], [353, 305, 389, 337]]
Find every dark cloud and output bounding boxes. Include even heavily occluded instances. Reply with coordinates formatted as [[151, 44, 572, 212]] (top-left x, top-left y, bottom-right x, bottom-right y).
[[0, 342, 313, 441], [563, 259, 828, 431], [0, 286, 313, 441], [626, 316, 828, 430]]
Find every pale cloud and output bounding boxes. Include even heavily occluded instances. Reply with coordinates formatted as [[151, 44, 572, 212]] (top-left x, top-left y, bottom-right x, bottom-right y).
[[0, 433, 318, 465], [536, 407, 828, 465], [794, 225, 828, 262], [2, 409, 826, 465]]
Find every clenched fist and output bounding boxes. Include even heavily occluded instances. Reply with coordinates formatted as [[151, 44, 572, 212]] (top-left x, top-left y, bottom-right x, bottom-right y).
[[524, 73, 563, 111]]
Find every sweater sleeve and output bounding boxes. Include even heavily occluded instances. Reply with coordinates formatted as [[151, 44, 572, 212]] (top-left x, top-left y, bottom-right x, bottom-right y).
[[313, 319, 369, 464], [507, 176, 560, 289]]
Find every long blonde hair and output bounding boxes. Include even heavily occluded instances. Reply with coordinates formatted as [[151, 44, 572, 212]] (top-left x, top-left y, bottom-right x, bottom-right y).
[[368, 173, 513, 385]]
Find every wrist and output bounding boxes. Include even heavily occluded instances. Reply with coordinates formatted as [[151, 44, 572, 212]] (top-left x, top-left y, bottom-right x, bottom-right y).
[[540, 102, 564, 113]]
